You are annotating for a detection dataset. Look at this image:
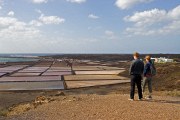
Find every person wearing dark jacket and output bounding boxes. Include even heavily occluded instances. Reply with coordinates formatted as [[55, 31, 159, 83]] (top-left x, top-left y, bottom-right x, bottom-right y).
[[129, 52, 144, 101], [142, 55, 153, 99]]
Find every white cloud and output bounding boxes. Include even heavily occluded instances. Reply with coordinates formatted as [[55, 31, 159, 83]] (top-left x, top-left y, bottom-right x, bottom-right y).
[[0, 16, 42, 53], [0, 17, 17, 26], [66, 0, 86, 4], [0, 6, 2, 10], [29, 20, 43, 26], [125, 5, 180, 24], [8, 11, 15, 16], [158, 20, 180, 34], [29, 13, 65, 26], [124, 5, 180, 36], [124, 8, 166, 27], [115, 0, 153, 9], [32, 0, 48, 4], [0, 15, 67, 53], [88, 14, 99, 19], [105, 30, 116, 40], [168, 5, 180, 19], [39, 14, 65, 24], [0, 17, 40, 39]]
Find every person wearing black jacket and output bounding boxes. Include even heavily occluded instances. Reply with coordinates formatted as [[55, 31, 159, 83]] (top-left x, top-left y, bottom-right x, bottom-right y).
[[129, 52, 144, 101]]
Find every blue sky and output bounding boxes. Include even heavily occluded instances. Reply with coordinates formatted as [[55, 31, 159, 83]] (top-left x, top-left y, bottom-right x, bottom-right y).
[[0, 0, 179, 54]]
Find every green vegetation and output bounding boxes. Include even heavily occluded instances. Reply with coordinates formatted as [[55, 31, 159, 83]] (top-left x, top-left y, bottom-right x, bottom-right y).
[[0, 109, 8, 117], [153, 63, 180, 91], [165, 89, 180, 97]]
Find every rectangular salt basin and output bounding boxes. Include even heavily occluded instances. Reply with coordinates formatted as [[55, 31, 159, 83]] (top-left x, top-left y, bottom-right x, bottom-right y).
[[10, 65, 28, 67], [0, 76, 61, 82], [0, 72, 8, 77], [18, 70, 44, 73], [51, 63, 69, 67], [47, 69, 72, 72], [10, 72, 41, 77], [0, 67, 21, 71], [86, 62, 100, 65], [65, 80, 130, 89], [0, 70, 14, 73], [0, 65, 27, 70], [0, 81, 64, 91], [50, 67, 71, 70], [75, 70, 125, 75], [42, 71, 72, 76], [0, 68, 23, 73], [24, 67, 49, 70], [33, 65, 52, 67], [64, 75, 128, 81], [72, 66, 101, 71], [97, 66, 125, 70]]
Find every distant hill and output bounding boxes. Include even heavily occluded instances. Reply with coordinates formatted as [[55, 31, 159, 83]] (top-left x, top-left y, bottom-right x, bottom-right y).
[[48, 54, 180, 62]]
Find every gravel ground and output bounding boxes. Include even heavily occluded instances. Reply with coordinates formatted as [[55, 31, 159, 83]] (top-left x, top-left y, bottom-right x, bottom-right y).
[[4, 94, 180, 120]]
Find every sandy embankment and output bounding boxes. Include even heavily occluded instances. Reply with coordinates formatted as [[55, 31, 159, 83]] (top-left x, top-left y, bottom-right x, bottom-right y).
[[4, 93, 180, 120]]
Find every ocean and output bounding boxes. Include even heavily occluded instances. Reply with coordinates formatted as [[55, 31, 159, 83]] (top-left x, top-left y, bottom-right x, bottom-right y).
[[0, 57, 39, 63], [0, 54, 43, 63]]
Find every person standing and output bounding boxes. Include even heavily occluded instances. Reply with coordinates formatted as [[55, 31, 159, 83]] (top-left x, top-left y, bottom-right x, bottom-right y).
[[129, 52, 144, 101], [142, 56, 154, 99]]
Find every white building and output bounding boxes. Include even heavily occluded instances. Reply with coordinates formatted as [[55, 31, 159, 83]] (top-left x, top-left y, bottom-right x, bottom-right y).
[[151, 57, 173, 63]]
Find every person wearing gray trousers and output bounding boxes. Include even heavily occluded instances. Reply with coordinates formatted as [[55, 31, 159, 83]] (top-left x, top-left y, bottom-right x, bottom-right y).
[[142, 56, 153, 99], [142, 77, 152, 99]]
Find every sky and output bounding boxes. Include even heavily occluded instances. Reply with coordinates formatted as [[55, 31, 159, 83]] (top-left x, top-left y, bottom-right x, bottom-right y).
[[0, 0, 179, 54]]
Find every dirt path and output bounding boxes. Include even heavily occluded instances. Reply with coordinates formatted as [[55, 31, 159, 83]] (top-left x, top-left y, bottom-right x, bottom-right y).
[[4, 94, 180, 120]]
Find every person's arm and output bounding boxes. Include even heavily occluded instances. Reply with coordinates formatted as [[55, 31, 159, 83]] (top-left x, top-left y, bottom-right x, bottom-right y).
[[143, 63, 149, 76], [141, 62, 144, 75], [129, 61, 134, 75]]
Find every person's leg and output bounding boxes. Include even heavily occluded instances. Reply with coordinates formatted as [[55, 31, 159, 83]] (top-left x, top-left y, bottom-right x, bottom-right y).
[[130, 75, 136, 99], [136, 75, 143, 99], [142, 77, 147, 93], [147, 77, 152, 98]]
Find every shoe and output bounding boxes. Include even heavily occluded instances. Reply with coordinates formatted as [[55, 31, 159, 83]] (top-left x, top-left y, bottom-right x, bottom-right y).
[[138, 98, 143, 101], [128, 99, 134, 101], [145, 97, 152, 100]]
